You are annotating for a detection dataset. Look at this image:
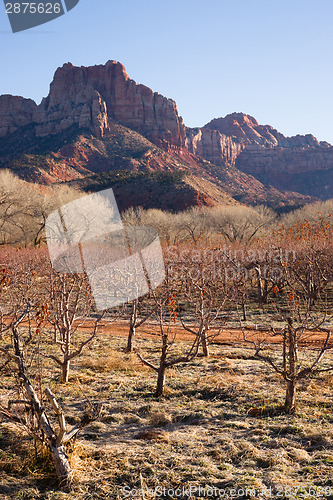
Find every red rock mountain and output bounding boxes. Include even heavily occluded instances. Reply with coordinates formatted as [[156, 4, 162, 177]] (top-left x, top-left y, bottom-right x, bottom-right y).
[[1, 61, 186, 150], [188, 112, 333, 199], [0, 61, 332, 208], [0, 95, 37, 137]]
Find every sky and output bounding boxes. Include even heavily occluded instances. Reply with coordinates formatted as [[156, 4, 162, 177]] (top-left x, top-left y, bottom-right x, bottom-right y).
[[1, 0, 333, 143]]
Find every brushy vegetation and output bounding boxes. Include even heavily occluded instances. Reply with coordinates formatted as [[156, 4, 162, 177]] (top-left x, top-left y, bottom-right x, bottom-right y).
[[0, 168, 332, 246]]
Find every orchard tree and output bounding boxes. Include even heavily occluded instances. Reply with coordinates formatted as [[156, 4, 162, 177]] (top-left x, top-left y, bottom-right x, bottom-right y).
[[240, 235, 333, 413], [0, 249, 102, 489], [125, 298, 157, 353], [246, 313, 332, 413], [0, 305, 101, 489], [280, 219, 333, 309], [46, 271, 105, 383], [177, 251, 229, 357], [137, 276, 201, 397]]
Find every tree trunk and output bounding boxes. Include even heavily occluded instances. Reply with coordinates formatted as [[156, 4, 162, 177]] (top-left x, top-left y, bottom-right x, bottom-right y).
[[307, 266, 316, 307], [256, 268, 264, 308], [155, 364, 166, 398], [11, 310, 73, 489], [285, 379, 297, 413], [126, 300, 138, 353], [284, 318, 297, 413], [262, 279, 269, 304], [241, 301, 247, 322], [61, 359, 70, 384], [201, 328, 209, 357], [126, 324, 136, 353], [155, 333, 168, 397], [50, 445, 72, 491]]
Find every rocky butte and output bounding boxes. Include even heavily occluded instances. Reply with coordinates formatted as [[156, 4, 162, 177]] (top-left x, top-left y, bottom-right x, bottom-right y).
[[0, 61, 186, 151]]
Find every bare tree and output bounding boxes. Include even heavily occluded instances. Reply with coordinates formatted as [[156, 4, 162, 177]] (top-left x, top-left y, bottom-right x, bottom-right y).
[[211, 205, 276, 244], [0, 170, 43, 245], [125, 298, 157, 353], [244, 313, 333, 413], [0, 171, 84, 247], [0, 303, 102, 490], [0, 250, 102, 489], [137, 279, 201, 397], [238, 247, 333, 413], [173, 207, 212, 245], [46, 271, 105, 383], [177, 252, 228, 356]]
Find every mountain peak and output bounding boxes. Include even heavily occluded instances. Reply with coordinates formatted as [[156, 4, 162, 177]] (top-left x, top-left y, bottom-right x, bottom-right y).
[[54, 60, 129, 80], [204, 113, 272, 143], [225, 112, 259, 127]]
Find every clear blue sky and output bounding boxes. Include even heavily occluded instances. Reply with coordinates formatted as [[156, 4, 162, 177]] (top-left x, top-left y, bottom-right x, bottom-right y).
[[1, 0, 333, 142]]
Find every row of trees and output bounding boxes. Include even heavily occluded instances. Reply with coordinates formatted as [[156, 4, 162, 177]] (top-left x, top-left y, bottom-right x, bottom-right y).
[[0, 170, 82, 246], [2, 169, 332, 247], [1, 214, 332, 404], [138, 219, 333, 409], [122, 199, 333, 245]]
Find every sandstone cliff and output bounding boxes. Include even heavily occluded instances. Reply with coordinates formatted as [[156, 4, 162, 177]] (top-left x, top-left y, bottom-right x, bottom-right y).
[[0, 95, 37, 137], [0, 61, 186, 151], [197, 112, 333, 198], [204, 112, 331, 149], [186, 127, 244, 166], [185, 112, 333, 177]]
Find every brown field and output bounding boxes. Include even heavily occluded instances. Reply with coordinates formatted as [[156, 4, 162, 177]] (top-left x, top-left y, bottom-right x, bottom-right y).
[[0, 216, 332, 499], [1, 326, 333, 500]]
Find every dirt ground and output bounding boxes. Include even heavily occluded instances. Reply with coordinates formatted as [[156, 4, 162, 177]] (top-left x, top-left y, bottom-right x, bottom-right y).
[[78, 320, 332, 348]]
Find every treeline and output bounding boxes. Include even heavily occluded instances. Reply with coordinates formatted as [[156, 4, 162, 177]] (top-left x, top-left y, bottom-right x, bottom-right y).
[[0, 169, 332, 246], [0, 170, 82, 246], [122, 199, 333, 245]]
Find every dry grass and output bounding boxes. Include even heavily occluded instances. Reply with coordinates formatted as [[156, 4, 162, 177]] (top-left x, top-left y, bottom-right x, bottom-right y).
[[0, 330, 333, 499]]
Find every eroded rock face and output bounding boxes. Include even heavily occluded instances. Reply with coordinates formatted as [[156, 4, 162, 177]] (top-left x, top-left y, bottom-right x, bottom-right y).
[[34, 82, 109, 139], [0, 61, 186, 149], [205, 113, 285, 146], [200, 112, 333, 174], [186, 127, 244, 166], [0, 95, 37, 137], [204, 112, 329, 149], [236, 143, 333, 175]]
